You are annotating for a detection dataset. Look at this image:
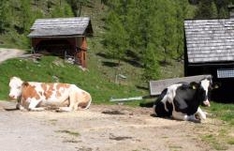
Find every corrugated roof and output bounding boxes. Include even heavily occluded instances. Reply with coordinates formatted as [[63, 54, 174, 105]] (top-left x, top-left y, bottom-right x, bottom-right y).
[[184, 19, 234, 63], [28, 17, 93, 38], [217, 68, 234, 78]]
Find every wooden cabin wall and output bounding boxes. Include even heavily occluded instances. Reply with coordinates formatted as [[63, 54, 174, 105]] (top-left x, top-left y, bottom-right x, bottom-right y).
[[76, 37, 87, 68]]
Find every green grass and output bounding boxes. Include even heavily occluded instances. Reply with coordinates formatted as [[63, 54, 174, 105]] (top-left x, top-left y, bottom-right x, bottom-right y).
[[200, 126, 234, 150], [227, 139, 234, 145], [208, 102, 234, 126], [55, 130, 80, 137], [0, 55, 146, 105], [201, 134, 228, 150], [200, 102, 234, 150]]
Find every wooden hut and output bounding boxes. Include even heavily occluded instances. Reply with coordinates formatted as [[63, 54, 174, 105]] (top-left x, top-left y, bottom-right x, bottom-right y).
[[184, 18, 234, 102], [28, 17, 93, 68]]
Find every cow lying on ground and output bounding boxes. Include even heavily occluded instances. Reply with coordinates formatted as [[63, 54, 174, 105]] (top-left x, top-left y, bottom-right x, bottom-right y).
[[8, 76, 92, 112], [153, 76, 216, 122]]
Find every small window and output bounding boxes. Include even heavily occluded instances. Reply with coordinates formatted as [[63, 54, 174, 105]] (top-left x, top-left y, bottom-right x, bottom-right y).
[[217, 68, 234, 78]]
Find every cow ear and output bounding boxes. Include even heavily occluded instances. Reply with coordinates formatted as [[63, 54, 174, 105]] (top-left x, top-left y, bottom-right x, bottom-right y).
[[206, 75, 213, 80], [22, 82, 29, 87], [214, 84, 219, 89], [213, 82, 221, 89], [190, 82, 199, 90]]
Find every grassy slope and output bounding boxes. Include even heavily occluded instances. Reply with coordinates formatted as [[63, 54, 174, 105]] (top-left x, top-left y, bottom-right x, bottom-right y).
[[0, 55, 146, 105], [0, 1, 147, 105]]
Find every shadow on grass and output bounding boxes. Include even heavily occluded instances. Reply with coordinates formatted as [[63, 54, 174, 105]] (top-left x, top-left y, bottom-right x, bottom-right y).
[[96, 52, 112, 59], [96, 50, 143, 68], [102, 61, 119, 67], [136, 85, 149, 91], [139, 100, 155, 108]]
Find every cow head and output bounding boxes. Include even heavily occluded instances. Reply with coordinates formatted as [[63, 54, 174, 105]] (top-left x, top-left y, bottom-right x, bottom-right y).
[[188, 76, 214, 107], [199, 75, 218, 107], [9, 76, 24, 100]]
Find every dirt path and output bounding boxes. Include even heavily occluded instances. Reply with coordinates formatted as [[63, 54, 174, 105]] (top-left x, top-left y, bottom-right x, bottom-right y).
[[0, 101, 233, 151], [0, 48, 25, 63]]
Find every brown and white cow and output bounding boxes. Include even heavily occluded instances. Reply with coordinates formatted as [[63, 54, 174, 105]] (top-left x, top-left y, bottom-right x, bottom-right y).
[[8, 76, 92, 112]]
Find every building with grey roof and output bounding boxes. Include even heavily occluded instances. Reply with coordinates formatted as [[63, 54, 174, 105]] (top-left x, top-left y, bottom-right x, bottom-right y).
[[184, 18, 234, 102], [28, 17, 93, 68]]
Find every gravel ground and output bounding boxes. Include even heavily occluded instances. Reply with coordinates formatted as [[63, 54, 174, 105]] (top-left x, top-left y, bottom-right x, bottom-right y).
[[1, 101, 234, 151]]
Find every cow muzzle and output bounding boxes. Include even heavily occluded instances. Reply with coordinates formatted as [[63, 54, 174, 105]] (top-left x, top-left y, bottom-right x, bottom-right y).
[[203, 100, 210, 107], [9, 95, 17, 100]]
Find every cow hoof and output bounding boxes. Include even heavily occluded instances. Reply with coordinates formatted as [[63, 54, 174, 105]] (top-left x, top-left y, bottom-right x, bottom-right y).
[[195, 114, 201, 120], [16, 104, 20, 110], [56, 108, 63, 112], [190, 118, 201, 123], [17, 105, 27, 111], [15, 104, 20, 110], [20, 108, 28, 112]]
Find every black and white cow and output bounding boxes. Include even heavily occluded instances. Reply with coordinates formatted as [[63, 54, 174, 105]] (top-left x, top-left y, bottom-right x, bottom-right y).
[[153, 76, 215, 122]]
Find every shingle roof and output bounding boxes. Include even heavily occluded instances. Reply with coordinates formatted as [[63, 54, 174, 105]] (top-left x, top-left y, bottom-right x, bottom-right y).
[[184, 19, 234, 63], [28, 17, 93, 38]]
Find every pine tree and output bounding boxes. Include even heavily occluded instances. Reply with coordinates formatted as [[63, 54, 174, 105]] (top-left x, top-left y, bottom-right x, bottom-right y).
[[0, 0, 8, 33], [66, 0, 91, 16], [194, 0, 218, 19], [215, 0, 229, 18], [142, 43, 160, 81], [51, 2, 73, 17], [20, 0, 33, 33], [103, 0, 192, 80], [104, 11, 129, 65], [174, 0, 190, 60]]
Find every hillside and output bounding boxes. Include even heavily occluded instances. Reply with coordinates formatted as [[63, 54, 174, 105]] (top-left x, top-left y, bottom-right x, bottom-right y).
[[84, 0, 184, 82], [0, 0, 184, 104], [0, 2, 234, 150]]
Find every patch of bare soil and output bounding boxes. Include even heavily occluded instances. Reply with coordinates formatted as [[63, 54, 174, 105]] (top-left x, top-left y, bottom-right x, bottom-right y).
[[0, 101, 233, 151]]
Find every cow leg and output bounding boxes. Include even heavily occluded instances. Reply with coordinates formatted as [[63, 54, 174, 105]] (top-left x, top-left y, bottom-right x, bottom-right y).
[[57, 107, 72, 112], [172, 111, 187, 121], [56, 101, 74, 112], [195, 107, 207, 120], [28, 99, 45, 111], [57, 93, 78, 112], [16, 103, 23, 110], [186, 115, 201, 123], [161, 96, 170, 112], [172, 111, 200, 122], [16, 103, 27, 111], [57, 102, 77, 112]]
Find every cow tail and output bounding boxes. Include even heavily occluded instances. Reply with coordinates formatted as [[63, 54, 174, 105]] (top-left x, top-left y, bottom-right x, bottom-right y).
[[84, 93, 92, 110]]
